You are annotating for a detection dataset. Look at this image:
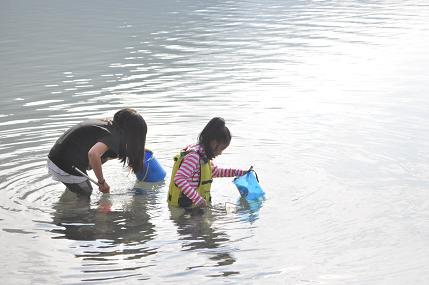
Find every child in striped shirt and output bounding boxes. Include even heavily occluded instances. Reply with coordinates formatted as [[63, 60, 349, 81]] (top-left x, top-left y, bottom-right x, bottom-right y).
[[168, 117, 247, 208]]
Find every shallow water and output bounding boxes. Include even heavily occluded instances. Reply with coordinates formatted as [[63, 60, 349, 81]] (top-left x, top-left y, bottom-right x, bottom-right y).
[[1, 0, 429, 284]]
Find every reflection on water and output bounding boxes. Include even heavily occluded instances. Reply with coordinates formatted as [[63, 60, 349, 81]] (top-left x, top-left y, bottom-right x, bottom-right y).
[[51, 192, 156, 245], [1, 0, 429, 283], [170, 207, 236, 267], [235, 198, 265, 223], [170, 205, 228, 250], [51, 190, 158, 281]]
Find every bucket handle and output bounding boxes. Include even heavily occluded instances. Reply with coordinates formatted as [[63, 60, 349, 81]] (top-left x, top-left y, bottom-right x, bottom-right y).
[[246, 165, 259, 182], [141, 160, 150, 181], [141, 152, 154, 181]]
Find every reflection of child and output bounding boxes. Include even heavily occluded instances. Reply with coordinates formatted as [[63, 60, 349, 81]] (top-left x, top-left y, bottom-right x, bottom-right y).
[[168, 117, 247, 208]]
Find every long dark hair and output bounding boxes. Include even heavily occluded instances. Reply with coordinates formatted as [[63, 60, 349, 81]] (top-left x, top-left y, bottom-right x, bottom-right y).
[[113, 108, 147, 173], [198, 117, 231, 160]]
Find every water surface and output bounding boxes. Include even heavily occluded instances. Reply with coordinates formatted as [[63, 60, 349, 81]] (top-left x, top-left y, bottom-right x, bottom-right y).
[[1, 0, 429, 284]]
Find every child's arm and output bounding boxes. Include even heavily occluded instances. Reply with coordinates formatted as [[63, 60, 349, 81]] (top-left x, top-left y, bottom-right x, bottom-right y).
[[212, 164, 246, 178], [173, 152, 205, 206]]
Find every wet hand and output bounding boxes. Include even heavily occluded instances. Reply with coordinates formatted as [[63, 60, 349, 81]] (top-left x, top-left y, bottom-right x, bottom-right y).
[[194, 197, 207, 207], [98, 180, 110, 193]]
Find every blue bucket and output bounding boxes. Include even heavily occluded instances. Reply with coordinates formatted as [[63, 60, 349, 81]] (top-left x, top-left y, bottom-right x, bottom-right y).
[[135, 150, 166, 182], [233, 170, 265, 200]]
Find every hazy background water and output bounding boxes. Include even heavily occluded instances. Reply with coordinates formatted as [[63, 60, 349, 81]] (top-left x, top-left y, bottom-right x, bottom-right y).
[[1, 0, 429, 284]]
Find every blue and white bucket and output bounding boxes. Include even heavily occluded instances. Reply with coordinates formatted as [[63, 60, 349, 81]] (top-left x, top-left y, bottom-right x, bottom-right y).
[[135, 149, 166, 182]]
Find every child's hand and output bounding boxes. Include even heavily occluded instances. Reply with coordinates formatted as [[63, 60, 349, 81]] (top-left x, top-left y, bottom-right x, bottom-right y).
[[194, 197, 207, 207], [98, 181, 110, 193], [240, 165, 253, 176]]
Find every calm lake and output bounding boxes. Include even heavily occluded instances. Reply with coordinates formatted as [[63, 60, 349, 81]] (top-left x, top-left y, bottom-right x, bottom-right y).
[[1, 0, 429, 284]]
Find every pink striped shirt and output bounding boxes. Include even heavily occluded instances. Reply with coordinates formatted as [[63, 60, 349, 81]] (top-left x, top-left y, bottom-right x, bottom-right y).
[[173, 144, 245, 205]]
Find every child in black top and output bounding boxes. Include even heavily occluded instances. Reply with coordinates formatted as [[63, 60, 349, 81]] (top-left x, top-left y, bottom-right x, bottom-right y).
[[48, 108, 147, 197]]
